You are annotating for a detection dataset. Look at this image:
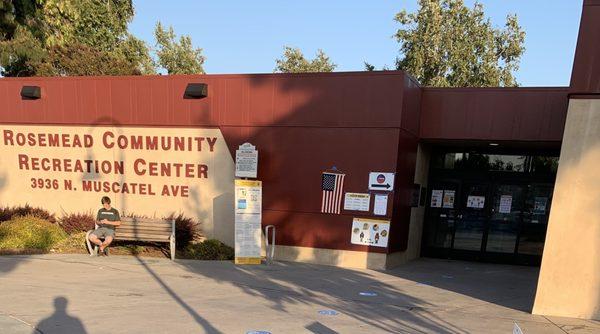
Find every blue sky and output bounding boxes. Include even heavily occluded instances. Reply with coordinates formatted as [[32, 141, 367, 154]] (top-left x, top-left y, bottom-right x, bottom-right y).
[[129, 1, 583, 87]]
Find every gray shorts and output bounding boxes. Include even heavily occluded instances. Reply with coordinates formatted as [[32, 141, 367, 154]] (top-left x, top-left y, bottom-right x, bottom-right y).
[[91, 227, 115, 239]]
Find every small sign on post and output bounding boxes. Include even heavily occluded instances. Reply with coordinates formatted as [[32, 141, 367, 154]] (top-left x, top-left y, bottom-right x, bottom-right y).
[[236, 143, 258, 178]]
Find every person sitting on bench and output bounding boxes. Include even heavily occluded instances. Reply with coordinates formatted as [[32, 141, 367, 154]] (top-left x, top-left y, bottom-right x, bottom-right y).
[[88, 196, 121, 256]]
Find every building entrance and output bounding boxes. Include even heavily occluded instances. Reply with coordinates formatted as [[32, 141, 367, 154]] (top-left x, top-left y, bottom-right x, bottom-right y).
[[422, 150, 558, 265]]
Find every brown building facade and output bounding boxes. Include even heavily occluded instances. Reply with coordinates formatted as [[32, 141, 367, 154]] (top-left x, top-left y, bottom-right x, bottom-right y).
[[0, 0, 598, 321]]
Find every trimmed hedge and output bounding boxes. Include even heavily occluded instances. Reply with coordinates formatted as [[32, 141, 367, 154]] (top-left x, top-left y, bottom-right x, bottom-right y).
[[0, 215, 66, 251], [0, 205, 56, 224], [184, 239, 234, 260]]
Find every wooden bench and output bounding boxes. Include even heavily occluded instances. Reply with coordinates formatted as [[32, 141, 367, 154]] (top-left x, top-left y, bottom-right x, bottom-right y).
[[85, 217, 176, 260]]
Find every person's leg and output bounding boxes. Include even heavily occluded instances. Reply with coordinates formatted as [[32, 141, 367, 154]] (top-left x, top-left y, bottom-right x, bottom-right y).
[[89, 233, 103, 247], [99, 236, 113, 252]]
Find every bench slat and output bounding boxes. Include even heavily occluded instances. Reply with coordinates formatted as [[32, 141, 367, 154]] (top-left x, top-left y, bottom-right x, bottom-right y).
[[119, 222, 173, 229], [116, 232, 171, 241], [117, 226, 172, 233], [121, 218, 173, 224], [116, 236, 170, 242]]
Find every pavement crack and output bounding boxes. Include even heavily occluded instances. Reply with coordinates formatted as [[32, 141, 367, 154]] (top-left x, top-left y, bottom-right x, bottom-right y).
[[0, 310, 43, 333], [543, 316, 570, 334]]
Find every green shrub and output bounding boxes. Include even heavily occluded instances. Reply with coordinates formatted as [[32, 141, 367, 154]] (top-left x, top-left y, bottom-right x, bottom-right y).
[[52, 232, 87, 252], [59, 212, 96, 234], [0, 215, 67, 251], [0, 204, 56, 224], [184, 239, 234, 260]]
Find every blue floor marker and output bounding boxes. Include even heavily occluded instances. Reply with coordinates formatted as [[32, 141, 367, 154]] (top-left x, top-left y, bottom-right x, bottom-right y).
[[247, 331, 271, 334], [318, 310, 339, 316], [359, 292, 378, 297]]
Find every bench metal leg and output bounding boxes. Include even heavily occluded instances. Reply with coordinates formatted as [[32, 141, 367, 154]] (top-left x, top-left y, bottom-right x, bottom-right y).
[[85, 230, 96, 256], [169, 235, 176, 260]]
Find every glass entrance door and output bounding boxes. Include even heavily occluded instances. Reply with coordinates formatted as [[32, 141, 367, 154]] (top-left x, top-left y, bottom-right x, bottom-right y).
[[454, 182, 488, 252], [421, 150, 558, 265], [485, 184, 525, 257]]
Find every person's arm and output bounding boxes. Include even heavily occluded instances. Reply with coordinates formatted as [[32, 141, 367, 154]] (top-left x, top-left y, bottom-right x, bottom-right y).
[[103, 210, 121, 227], [103, 219, 121, 227], [97, 210, 105, 227]]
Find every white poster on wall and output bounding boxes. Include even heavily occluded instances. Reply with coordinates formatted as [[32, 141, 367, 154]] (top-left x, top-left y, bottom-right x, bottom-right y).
[[350, 218, 390, 247], [343, 193, 370, 211], [373, 194, 388, 216]]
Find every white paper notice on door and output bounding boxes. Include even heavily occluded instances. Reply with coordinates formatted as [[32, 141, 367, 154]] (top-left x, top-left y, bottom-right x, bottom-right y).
[[442, 190, 455, 208], [499, 195, 512, 214], [467, 195, 485, 209], [431, 190, 443, 208], [374, 194, 388, 216]]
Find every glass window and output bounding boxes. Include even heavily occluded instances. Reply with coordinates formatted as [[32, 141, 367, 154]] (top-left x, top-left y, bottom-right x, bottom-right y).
[[431, 152, 558, 173]]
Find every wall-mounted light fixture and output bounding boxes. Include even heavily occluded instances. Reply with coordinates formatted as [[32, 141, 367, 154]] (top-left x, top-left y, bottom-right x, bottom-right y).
[[184, 83, 208, 99], [21, 86, 42, 100]]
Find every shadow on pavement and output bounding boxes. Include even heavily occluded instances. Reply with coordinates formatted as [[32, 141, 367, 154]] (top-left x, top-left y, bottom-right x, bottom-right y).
[[34, 297, 86, 334], [174, 258, 467, 334], [133, 256, 223, 334], [385, 259, 540, 313]]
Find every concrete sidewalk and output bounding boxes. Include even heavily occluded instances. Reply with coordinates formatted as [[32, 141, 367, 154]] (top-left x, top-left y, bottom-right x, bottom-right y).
[[0, 255, 598, 334]]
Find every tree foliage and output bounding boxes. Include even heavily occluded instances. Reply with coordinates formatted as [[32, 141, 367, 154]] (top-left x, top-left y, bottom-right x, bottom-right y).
[[394, 0, 525, 87], [154, 22, 205, 75], [0, 1, 202, 77], [274, 46, 336, 73]]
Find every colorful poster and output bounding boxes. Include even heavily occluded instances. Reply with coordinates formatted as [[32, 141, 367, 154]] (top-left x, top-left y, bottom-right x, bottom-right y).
[[234, 180, 262, 264], [374, 194, 388, 216], [431, 190, 443, 208], [350, 218, 390, 247], [442, 190, 455, 208], [467, 195, 485, 209], [499, 195, 512, 214], [343, 193, 370, 211]]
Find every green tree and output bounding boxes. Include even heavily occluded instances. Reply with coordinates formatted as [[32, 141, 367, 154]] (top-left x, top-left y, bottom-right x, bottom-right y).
[[154, 22, 205, 75], [0, 0, 157, 76], [394, 0, 525, 87], [274, 46, 336, 73]]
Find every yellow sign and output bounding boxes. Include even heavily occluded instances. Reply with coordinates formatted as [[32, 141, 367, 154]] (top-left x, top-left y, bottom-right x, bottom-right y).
[[234, 257, 261, 265], [235, 179, 262, 265]]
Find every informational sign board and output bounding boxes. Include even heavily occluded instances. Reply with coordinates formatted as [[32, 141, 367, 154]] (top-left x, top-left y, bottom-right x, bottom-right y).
[[0, 124, 236, 245], [368, 172, 395, 191], [467, 195, 485, 209], [374, 194, 388, 216], [343, 193, 370, 211], [235, 143, 258, 178], [442, 190, 455, 208], [235, 180, 262, 264], [351, 218, 390, 247], [499, 195, 512, 214], [431, 190, 443, 208]]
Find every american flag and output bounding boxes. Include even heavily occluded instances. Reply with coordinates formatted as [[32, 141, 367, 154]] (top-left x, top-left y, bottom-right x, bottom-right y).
[[321, 172, 345, 214]]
